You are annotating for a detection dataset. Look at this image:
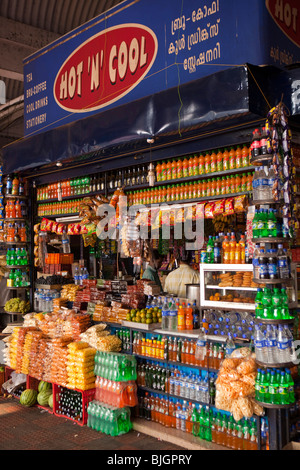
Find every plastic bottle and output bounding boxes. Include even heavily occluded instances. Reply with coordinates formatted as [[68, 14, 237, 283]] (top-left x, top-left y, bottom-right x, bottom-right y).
[[192, 301, 200, 329], [206, 235, 214, 263], [185, 304, 193, 330], [277, 325, 290, 364], [168, 297, 178, 331], [278, 371, 289, 405], [254, 325, 267, 363], [225, 333, 235, 357], [229, 233, 236, 264], [161, 297, 169, 330], [265, 325, 278, 364], [251, 128, 261, 159], [177, 304, 186, 331], [62, 231, 71, 254], [222, 236, 230, 263], [213, 236, 222, 263]]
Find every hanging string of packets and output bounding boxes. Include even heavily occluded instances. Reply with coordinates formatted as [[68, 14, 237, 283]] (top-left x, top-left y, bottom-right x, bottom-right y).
[[265, 103, 295, 238]]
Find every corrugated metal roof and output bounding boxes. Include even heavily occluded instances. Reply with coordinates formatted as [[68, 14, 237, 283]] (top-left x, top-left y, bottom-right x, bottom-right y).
[[0, 0, 123, 35], [0, 0, 124, 149]]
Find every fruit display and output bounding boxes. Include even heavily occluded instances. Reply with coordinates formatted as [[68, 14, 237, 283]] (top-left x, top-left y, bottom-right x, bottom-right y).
[[19, 389, 38, 407], [4, 298, 31, 314], [125, 307, 162, 324]]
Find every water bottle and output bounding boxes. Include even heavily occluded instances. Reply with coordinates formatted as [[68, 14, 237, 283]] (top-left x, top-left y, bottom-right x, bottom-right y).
[[168, 297, 178, 331], [74, 266, 80, 285], [62, 230, 71, 253], [254, 325, 268, 363], [252, 168, 260, 200], [284, 325, 296, 363], [195, 328, 207, 361], [146, 296, 153, 309], [225, 333, 235, 357], [265, 325, 277, 364], [277, 325, 290, 364], [81, 267, 89, 282], [161, 297, 169, 330]]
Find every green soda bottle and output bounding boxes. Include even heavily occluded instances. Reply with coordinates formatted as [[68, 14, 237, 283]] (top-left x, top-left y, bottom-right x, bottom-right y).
[[198, 406, 206, 439], [262, 288, 272, 319], [272, 288, 283, 320], [255, 289, 264, 319], [278, 371, 289, 405], [204, 406, 212, 441], [267, 209, 277, 237], [255, 369, 262, 400], [268, 370, 279, 404], [285, 368, 295, 404], [192, 405, 200, 436]]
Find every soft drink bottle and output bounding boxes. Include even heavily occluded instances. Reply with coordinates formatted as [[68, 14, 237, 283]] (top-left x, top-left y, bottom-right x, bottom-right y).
[[285, 368, 295, 404], [268, 370, 279, 404], [278, 371, 289, 405]]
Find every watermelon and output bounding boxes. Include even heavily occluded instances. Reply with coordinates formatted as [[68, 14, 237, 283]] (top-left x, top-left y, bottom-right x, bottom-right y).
[[37, 390, 52, 406], [20, 389, 38, 407], [38, 380, 52, 393], [48, 393, 53, 409]]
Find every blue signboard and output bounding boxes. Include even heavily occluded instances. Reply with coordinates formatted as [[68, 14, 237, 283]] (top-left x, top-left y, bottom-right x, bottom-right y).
[[23, 0, 300, 138]]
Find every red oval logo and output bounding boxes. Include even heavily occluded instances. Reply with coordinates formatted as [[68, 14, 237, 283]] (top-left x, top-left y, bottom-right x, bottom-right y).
[[53, 24, 158, 113], [266, 0, 300, 48]]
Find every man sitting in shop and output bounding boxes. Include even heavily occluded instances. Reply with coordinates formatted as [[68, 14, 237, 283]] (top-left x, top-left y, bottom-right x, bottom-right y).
[[142, 249, 164, 292], [164, 251, 199, 299]]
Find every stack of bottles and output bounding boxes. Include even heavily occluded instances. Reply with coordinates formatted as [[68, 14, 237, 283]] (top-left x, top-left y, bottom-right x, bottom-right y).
[[66, 342, 97, 391], [255, 287, 293, 320], [155, 146, 251, 182], [55, 386, 85, 423], [89, 351, 137, 435], [254, 324, 296, 365], [202, 310, 255, 341], [133, 332, 225, 369], [36, 176, 94, 200], [87, 401, 132, 436], [255, 367, 295, 406], [137, 361, 217, 404], [5, 199, 27, 219], [5, 222, 27, 242], [6, 247, 29, 266], [127, 173, 253, 206], [138, 393, 267, 450], [7, 269, 30, 288], [159, 297, 200, 331], [5, 174, 27, 197], [203, 232, 247, 264], [252, 208, 289, 239], [252, 166, 277, 201], [252, 244, 291, 280], [94, 351, 138, 408], [37, 199, 82, 217]]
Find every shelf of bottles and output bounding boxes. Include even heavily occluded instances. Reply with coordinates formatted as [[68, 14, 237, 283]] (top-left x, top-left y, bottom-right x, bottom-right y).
[[111, 324, 264, 450], [1, 175, 31, 298], [250, 115, 299, 451]]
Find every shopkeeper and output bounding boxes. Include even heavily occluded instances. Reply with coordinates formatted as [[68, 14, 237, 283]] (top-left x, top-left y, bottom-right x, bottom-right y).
[[142, 249, 164, 292], [164, 251, 199, 299]]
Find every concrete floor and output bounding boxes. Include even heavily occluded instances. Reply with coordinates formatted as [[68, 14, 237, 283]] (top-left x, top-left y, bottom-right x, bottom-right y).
[[0, 396, 185, 451]]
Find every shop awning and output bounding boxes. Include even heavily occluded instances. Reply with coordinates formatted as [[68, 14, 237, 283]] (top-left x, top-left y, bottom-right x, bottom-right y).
[[2, 63, 299, 175]]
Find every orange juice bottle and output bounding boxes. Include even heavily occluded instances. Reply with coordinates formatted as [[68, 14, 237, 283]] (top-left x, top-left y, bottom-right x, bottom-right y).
[[217, 177, 222, 196], [235, 146, 242, 168], [242, 145, 250, 167], [229, 147, 236, 170], [183, 183, 189, 200], [235, 174, 242, 193], [222, 236, 230, 263], [241, 173, 247, 192], [197, 180, 202, 198], [235, 242, 241, 264], [229, 233, 236, 264], [192, 181, 198, 199], [223, 148, 229, 171], [239, 235, 246, 263], [188, 155, 194, 177], [193, 154, 199, 177], [210, 150, 217, 173], [166, 185, 171, 202], [183, 156, 189, 178], [162, 186, 167, 201], [156, 162, 162, 182], [206, 179, 211, 197], [220, 177, 226, 195], [179, 183, 185, 200], [231, 175, 237, 194], [199, 154, 205, 175], [170, 185, 176, 201], [175, 184, 181, 201], [211, 178, 217, 197], [188, 182, 193, 199], [161, 161, 167, 181], [217, 149, 223, 172], [204, 152, 211, 174], [247, 173, 253, 191], [166, 160, 172, 181], [171, 160, 177, 180], [177, 159, 183, 179], [225, 176, 231, 194], [202, 180, 207, 197]]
